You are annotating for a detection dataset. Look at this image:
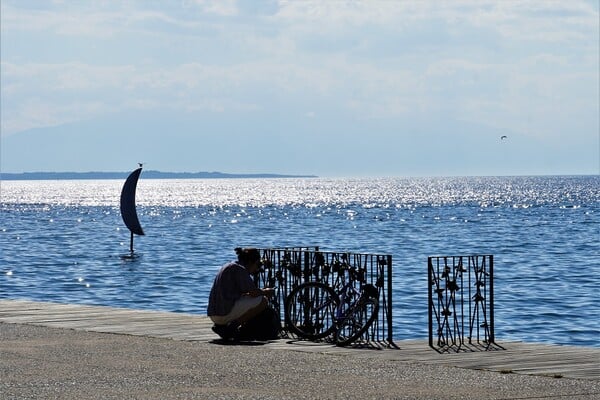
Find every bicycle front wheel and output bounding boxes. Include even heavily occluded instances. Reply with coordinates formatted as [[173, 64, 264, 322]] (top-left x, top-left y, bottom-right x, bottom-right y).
[[284, 282, 339, 340], [334, 297, 379, 346]]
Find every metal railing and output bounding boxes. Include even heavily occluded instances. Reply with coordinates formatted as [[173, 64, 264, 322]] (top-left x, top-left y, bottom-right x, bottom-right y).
[[428, 255, 497, 352], [255, 247, 394, 347]]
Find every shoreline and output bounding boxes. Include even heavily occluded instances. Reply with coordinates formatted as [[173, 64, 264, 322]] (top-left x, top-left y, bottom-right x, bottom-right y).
[[0, 170, 318, 181], [1, 297, 597, 350]]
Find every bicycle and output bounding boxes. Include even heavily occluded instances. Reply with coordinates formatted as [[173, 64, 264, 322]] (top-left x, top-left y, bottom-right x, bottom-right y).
[[284, 257, 380, 346]]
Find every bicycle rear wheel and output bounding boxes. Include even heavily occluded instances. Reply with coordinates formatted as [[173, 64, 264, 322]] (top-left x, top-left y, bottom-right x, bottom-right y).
[[285, 282, 339, 340], [334, 297, 379, 346]]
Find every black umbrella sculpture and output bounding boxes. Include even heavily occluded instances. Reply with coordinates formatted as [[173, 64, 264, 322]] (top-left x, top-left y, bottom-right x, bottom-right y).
[[120, 167, 145, 255]]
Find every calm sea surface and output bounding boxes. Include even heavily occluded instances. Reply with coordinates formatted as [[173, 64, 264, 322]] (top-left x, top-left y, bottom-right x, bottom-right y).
[[1, 176, 598, 347]]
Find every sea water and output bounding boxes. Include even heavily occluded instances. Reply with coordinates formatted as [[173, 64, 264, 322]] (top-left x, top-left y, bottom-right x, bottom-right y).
[[1, 176, 598, 347]]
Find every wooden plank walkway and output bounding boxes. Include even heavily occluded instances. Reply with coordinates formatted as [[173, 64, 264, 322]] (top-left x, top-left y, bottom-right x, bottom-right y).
[[1, 299, 598, 381]]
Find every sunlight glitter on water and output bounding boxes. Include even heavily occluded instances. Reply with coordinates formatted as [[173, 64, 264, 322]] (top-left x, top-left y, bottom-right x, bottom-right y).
[[2, 176, 598, 208]]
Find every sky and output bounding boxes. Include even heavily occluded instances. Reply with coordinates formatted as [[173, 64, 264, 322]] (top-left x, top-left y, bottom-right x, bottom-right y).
[[1, 0, 598, 177]]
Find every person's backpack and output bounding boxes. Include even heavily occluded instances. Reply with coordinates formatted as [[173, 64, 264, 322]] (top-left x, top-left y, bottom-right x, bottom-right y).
[[238, 307, 281, 341]]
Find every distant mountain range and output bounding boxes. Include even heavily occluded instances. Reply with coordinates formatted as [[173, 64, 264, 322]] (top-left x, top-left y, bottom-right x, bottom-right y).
[[0, 170, 318, 181]]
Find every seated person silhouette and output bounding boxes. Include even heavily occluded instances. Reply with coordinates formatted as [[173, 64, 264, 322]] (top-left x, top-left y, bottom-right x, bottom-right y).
[[207, 248, 275, 340]]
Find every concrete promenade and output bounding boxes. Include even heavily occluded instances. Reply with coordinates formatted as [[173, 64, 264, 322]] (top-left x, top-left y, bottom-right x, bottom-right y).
[[1, 299, 599, 399]]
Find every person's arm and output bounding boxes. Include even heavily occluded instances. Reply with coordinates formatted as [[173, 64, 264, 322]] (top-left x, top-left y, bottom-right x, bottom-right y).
[[233, 265, 274, 297], [244, 288, 275, 297]]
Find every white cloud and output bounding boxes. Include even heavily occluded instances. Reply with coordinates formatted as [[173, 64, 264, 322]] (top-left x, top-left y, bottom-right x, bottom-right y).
[[193, 0, 239, 16], [1, 0, 597, 143]]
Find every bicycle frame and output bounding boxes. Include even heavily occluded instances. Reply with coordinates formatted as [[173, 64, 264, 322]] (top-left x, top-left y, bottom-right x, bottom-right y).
[[335, 282, 362, 324]]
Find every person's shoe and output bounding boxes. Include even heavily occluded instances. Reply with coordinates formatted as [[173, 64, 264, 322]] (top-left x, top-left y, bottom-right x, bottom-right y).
[[212, 323, 239, 340]]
